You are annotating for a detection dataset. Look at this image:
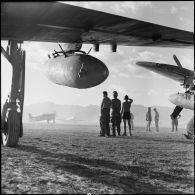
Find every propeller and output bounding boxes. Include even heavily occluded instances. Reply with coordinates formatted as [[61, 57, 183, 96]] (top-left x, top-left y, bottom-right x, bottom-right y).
[[173, 54, 182, 68]]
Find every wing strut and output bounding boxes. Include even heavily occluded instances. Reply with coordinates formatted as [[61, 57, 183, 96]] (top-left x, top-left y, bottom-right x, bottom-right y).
[[1, 46, 11, 63], [173, 54, 183, 68]]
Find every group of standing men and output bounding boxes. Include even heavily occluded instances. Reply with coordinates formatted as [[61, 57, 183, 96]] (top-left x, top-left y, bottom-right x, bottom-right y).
[[145, 107, 159, 131], [100, 91, 133, 137], [99, 91, 183, 135], [145, 106, 182, 132]]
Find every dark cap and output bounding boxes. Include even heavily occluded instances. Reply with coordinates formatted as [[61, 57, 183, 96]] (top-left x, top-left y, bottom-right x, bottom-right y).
[[113, 91, 118, 96], [124, 95, 129, 100], [103, 91, 107, 96]]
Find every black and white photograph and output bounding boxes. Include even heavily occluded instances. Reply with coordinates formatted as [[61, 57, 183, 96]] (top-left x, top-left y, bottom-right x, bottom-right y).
[[1, 1, 194, 194]]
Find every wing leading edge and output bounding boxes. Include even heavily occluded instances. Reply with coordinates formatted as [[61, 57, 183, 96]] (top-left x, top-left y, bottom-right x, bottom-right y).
[[1, 2, 194, 48], [136, 62, 194, 85]]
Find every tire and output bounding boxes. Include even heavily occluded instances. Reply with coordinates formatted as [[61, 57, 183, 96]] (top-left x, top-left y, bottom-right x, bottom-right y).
[[2, 110, 20, 147]]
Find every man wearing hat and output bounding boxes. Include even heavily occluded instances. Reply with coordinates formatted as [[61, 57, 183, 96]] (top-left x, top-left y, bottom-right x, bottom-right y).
[[111, 91, 121, 136]]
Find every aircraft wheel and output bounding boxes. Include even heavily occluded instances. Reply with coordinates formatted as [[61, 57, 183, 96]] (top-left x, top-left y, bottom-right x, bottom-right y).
[[2, 110, 20, 147]]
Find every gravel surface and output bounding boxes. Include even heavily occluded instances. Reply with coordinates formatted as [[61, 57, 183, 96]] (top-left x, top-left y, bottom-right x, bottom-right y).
[[1, 123, 194, 194]]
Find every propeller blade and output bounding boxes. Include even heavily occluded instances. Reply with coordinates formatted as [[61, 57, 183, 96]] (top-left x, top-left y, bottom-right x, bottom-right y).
[[173, 54, 182, 68]]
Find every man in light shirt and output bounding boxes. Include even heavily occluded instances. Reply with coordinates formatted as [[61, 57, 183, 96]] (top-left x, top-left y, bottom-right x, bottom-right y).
[[153, 108, 159, 132], [130, 112, 134, 130]]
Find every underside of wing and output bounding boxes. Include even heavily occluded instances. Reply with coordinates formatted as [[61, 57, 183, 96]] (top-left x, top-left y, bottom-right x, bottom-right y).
[[1, 2, 194, 48], [136, 62, 194, 85]]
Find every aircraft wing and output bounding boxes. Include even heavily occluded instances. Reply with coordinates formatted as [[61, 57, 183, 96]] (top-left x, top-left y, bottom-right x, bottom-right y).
[[1, 2, 194, 48], [136, 62, 194, 85]]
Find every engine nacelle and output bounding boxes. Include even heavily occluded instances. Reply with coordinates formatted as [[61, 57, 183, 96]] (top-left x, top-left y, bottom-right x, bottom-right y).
[[42, 53, 109, 89], [169, 92, 194, 110]]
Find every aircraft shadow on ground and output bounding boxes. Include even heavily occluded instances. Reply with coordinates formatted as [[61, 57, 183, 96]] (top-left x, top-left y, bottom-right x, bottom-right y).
[[16, 144, 192, 194]]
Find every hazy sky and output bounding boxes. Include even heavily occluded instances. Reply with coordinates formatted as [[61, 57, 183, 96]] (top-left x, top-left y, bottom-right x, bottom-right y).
[[1, 1, 194, 107]]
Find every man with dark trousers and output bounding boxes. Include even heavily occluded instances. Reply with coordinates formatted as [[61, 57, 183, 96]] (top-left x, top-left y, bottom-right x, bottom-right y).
[[100, 91, 111, 136], [111, 91, 121, 136]]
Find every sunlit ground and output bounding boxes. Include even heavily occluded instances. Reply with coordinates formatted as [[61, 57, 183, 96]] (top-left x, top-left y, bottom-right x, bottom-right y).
[[1, 123, 194, 194]]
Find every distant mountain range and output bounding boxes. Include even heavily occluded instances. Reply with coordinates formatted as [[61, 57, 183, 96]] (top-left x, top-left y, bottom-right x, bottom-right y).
[[23, 101, 193, 127]]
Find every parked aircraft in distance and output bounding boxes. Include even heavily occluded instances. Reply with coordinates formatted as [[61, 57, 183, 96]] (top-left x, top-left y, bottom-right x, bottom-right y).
[[56, 116, 84, 124], [29, 113, 56, 124], [136, 55, 194, 139], [1, 2, 194, 146]]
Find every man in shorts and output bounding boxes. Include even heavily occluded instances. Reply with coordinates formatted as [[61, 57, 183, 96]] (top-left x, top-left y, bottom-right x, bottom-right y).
[[121, 95, 133, 136]]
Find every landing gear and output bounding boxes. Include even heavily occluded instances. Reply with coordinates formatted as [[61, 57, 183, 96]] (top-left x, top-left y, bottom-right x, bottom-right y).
[[1, 40, 25, 147], [2, 110, 20, 146]]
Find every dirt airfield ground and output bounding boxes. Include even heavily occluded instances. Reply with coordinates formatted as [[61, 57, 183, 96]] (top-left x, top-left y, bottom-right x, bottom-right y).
[[1, 123, 194, 194]]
